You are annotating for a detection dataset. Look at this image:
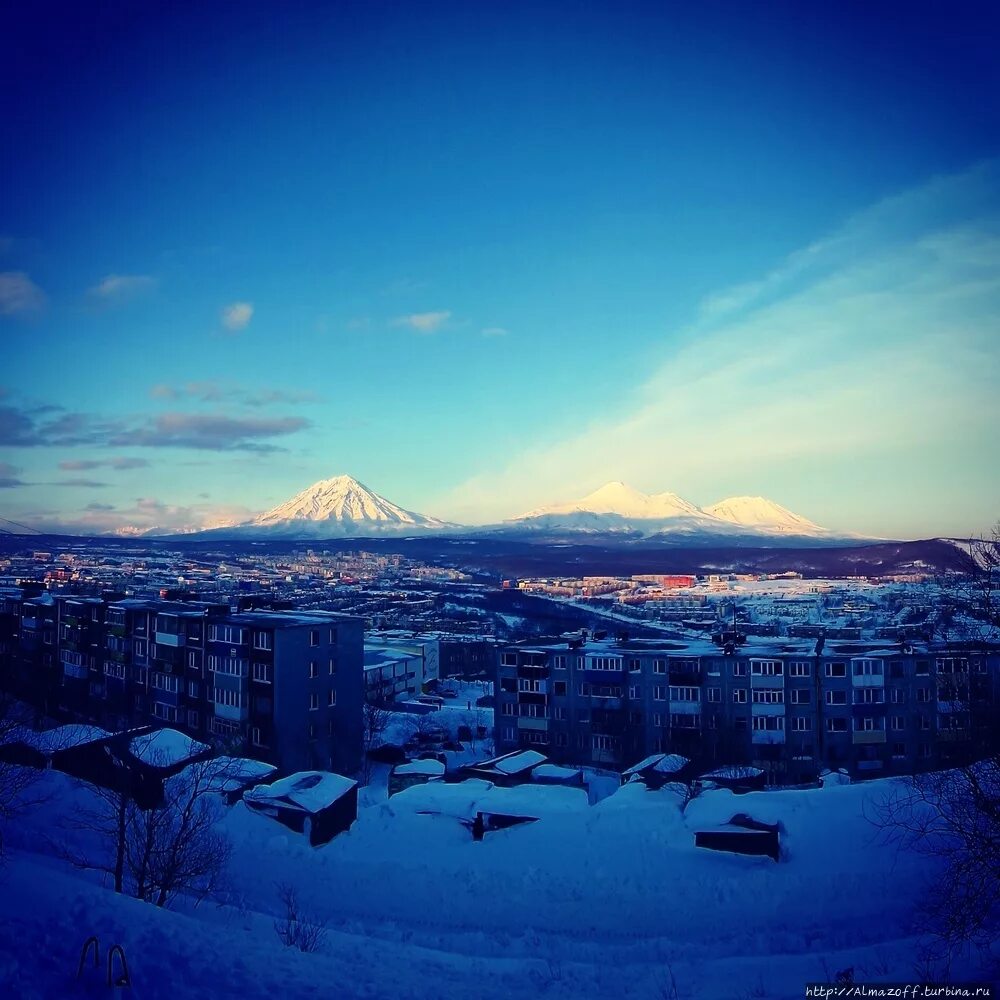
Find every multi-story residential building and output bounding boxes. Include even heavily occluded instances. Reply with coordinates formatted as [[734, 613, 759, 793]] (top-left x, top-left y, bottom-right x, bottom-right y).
[[0, 591, 365, 776], [494, 636, 1000, 782]]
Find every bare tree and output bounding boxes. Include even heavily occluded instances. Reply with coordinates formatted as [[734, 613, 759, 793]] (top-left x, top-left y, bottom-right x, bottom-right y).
[[62, 752, 234, 907], [359, 696, 392, 786], [0, 695, 47, 850], [273, 883, 328, 953]]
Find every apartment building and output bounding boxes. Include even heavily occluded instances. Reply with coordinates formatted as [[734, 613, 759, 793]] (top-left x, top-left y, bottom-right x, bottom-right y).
[[0, 591, 364, 775], [494, 636, 1000, 782]]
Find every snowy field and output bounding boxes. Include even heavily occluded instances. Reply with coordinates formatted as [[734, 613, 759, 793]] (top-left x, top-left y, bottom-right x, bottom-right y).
[[0, 766, 967, 999]]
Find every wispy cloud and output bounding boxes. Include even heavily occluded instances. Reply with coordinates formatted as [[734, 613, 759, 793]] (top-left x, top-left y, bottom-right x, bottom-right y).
[[0, 271, 45, 315], [481, 326, 508, 338], [0, 461, 26, 488], [434, 162, 1000, 534], [149, 381, 318, 407], [393, 310, 451, 333], [58, 457, 150, 471], [87, 273, 156, 302], [52, 478, 110, 488], [0, 402, 310, 453], [221, 301, 253, 331]]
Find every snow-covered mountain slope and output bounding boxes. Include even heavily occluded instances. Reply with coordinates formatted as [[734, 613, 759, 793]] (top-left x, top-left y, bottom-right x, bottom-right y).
[[703, 496, 830, 537], [510, 481, 735, 535], [192, 475, 451, 538]]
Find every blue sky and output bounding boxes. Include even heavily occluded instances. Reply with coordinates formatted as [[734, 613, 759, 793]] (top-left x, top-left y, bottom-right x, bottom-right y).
[[2, 1, 999, 538]]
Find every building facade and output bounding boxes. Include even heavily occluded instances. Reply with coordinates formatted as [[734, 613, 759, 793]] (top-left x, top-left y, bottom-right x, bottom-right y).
[[494, 636, 1000, 782], [0, 590, 364, 775]]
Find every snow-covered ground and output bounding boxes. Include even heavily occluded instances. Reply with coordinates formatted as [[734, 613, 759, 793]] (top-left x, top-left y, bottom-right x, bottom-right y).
[[0, 765, 975, 999]]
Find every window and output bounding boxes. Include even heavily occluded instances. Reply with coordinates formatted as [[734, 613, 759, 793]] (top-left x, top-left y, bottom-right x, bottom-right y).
[[732, 662, 747, 677], [209, 625, 245, 645], [209, 655, 248, 677], [586, 656, 623, 671], [187, 651, 198, 668], [553, 706, 566, 721], [752, 689, 784, 704], [919, 715, 931, 731], [518, 678, 541, 693], [328, 628, 337, 644], [791, 716, 811, 732], [669, 686, 699, 702], [501, 653, 518, 667], [555, 733, 568, 748], [308, 723, 316, 741], [309, 630, 319, 647], [103, 662, 125, 680], [916, 688, 932, 703], [502, 702, 515, 716], [653, 686, 667, 701], [553, 680, 567, 696], [328, 690, 336, 707], [890, 688, 906, 704], [892, 742, 906, 758], [671, 713, 699, 729], [592, 734, 618, 752], [915, 661, 930, 676], [250, 726, 265, 747], [328, 720, 334, 736], [936, 657, 968, 675], [187, 710, 199, 729], [825, 690, 847, 706], [855, 716, 882, 732], [853, 659, 883, 677], [753, 715, 784, 731], [891, 716, 905, 731], [789, 688, 810, 705], [309, 661, 319, 679], [652, 713, 664, 727], [628, 685, 638, 699], [825, 662, 847, 678], [628, 658, 641, 672], [309, 692, 319, 711], [329, 659, 336, 675], [707, 687, 721, 703], [734, 717, 748, 730], [732, 689, 748, 704], [213, 688, 244, 708], [653, 660, 666, 674], [153, 703, 178, 723], [853, 688, 885, 704], [750, 660, 782, 676], [919, 743, 933, 759], [788, 661, 811, 678], [187, 679, 199, 698], [151, 673, 179, 693], [826, 718, 848, 733], [252, 631, 272, 651], [252, 662, 272, 684]]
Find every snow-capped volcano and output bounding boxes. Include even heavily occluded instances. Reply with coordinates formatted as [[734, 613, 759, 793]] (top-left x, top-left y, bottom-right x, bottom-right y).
[[510, 481, 738, 536], [703, 496, 829, 537], [189, 475, 451, 538], [504, 481, 837, 540]]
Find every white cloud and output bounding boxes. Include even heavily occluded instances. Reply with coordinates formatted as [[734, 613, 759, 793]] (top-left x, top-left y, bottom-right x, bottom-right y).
[[88, 273, 156, 301], [0, 271, 45, 315], [481, 326, 508, 338], [433, 161, 1000, 535], [393, 310, 451, 333], [221, 301, 254, 331]]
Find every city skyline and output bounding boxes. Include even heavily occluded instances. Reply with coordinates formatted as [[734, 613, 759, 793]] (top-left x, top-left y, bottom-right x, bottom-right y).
[[3, 2, 999, 539]]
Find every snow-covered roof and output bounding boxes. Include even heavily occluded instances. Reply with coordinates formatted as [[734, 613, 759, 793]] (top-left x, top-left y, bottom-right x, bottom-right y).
[[531, 764, 580, 781], [3, 724, 109, 754], [172, 756, 278, 794], [129, 728, 211, 768], [622, 753, 689, 777], [394, 759, 446, 777], [470, 750, 546, 776], [701, 766, 764, 781], [246, 771, 357, 813]]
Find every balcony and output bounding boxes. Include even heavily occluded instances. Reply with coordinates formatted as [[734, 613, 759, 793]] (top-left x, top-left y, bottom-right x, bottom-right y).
[[668, 669, 700, 686], [155, 631, 186, 648], [752, 730, 786, 745], [62, 662, 88, 680], [852, 730, 887, 745], [751, 703, 785, 717], [214, 702, 248, 722], [517, 716, 549, 731]]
